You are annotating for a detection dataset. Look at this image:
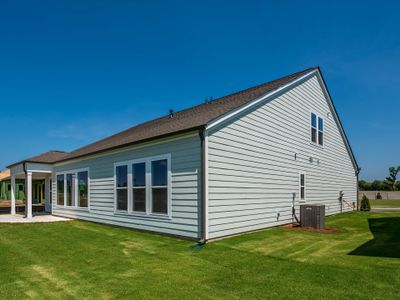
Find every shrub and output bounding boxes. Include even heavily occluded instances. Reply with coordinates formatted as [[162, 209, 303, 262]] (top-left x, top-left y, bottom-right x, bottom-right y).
[[360, 195, 371, 211], [376, 192, 382, 200]]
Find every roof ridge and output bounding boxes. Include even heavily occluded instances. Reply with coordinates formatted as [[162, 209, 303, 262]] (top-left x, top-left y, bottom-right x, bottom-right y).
[[204, 67, 317, 105], [166, 67, 318, 117]]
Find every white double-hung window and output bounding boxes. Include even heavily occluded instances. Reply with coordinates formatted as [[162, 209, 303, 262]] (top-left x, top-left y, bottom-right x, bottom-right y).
[[115, 154, 171, 217]]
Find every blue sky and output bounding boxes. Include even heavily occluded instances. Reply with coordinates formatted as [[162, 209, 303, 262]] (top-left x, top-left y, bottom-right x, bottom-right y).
[[1, 1, 399, 180]]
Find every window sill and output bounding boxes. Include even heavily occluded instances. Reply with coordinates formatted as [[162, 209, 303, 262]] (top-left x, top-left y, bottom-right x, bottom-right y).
[[114, 210, 172, 220], [310, 142, 324, 149]]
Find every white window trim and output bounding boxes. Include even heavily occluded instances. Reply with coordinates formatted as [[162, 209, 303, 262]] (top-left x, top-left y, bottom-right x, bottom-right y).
[[113, 153, 172, 219], [299, 172, 306, 202], [310, 112, 324, 147], [114, 163, 130, 213], [55, 167, 90, 210]]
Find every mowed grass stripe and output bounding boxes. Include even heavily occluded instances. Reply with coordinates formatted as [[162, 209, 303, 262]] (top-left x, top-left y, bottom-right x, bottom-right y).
[[0, 212, 400, 299]]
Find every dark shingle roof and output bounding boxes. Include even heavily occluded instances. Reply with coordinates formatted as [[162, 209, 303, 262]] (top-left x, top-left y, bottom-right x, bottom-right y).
[[59, 67, 317, 162], [7, 151, 68, 168], [7, 67, 316, 168]]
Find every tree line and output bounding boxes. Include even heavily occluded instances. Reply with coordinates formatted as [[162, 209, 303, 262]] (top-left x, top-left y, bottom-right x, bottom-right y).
[[359, 166, 400, 191]]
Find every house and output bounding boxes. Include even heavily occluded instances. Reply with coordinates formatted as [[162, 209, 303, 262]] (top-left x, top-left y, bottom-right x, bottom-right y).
[[0, 169, 25, 201], [6, 67, 359, 241]]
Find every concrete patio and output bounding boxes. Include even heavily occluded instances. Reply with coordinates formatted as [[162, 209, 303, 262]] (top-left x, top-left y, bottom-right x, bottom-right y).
[[0, 214, 70, 223]]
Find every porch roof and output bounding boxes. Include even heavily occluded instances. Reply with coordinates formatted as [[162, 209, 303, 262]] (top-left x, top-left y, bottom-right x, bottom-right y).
[[7, 150, 68, 169]]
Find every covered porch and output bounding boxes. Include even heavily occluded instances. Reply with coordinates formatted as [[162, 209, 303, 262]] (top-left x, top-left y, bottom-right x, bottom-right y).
[[0, 169, 48, 214], [9, 162, 53, 219], [7, 150, 67, 219]]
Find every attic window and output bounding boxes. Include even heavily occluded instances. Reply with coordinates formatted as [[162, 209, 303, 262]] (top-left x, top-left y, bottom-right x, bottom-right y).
[[311, 113, 317, 143], [311, 113, 324, 146], [318, 116, 324, 146]]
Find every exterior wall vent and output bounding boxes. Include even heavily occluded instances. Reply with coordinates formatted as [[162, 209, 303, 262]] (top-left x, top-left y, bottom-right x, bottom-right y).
[[300, 204, 325, 229]]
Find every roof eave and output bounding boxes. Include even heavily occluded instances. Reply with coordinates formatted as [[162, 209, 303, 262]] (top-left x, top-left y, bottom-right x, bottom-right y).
[[6, 160, 54, 170], [54, 125, 206, 165], [315, 67, 359, 172], [205, 68, 319, 131]]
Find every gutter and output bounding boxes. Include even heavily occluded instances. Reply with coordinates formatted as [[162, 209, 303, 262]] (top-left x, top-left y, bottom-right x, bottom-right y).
[[198, 127, 207, 244], [55, 127, 204, 165], [23, 162, 27, 179]]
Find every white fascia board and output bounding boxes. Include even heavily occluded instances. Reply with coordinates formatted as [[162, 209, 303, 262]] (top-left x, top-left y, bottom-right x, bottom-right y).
[[26, 162, 53, 173], [314, 69, 359, 173]]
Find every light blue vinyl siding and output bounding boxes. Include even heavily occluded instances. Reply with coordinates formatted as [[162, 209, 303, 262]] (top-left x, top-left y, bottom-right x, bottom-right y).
[[207, 74, 357, 239], [52, 133, 201, 239]]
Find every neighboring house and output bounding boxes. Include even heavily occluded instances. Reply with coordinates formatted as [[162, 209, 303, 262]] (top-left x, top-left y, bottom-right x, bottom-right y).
[[0, 169, 25, 201], [7, 67, 359, 241]]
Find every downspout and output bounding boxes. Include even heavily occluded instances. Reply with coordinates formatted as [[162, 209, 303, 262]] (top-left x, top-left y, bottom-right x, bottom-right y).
[[356, 167, 361, 211], [198, 128, 207, 244], [292, 192, 300, 224]]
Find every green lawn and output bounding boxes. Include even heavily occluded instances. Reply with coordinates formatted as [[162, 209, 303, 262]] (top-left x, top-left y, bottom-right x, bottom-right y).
[[1, 212, 400, 299], [370, 199, 400, 208]]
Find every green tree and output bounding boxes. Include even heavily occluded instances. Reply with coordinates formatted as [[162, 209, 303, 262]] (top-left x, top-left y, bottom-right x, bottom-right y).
[[386, 166, 400, 191], [396, 181, 400, 191], [358, 180, 370, 191], [360, 195, 371, 211], [370, 180, 383, 191]]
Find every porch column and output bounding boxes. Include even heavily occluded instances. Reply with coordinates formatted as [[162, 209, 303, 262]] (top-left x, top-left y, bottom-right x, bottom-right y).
[[26, 172, 32, 218], [11, 175, 16, 215], [45, 176, 51, 213]]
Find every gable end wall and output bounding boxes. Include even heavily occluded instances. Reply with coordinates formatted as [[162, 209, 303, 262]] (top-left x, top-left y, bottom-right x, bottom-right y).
[[207, 74, 357, 239]]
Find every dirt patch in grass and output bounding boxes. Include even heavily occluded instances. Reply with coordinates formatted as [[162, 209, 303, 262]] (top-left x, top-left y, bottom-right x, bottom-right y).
[[281, 223, 341, 234]]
